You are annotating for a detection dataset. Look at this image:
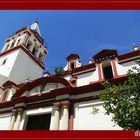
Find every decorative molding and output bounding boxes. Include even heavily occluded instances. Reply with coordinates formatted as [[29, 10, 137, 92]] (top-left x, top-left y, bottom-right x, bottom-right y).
[[118, 50, 140, 61], [53, 102, 60, 108], [119, 56, 140, 64], [64, 50, 140, 76], [0, 75, 128, 112], [66, 54, 79, 61], [12, 75, 73, 99], [61, 100, 70, 106]]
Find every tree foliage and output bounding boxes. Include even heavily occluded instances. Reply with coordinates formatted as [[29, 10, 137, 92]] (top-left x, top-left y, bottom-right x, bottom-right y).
[[100, 64, 140, 130], [54, 67, 65, 76]]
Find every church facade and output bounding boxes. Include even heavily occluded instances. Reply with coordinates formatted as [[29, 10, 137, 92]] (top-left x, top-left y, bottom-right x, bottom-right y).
[[0, 22, 139, 130]]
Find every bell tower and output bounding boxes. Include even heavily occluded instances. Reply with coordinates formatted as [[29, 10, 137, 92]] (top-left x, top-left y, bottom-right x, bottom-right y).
[[0, 21, 48, 86]]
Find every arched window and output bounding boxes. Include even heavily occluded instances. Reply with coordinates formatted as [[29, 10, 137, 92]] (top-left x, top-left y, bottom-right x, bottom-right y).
[[32, 47, 38, 56], [16, 39, 21, 46], [39, 53, 44, 62], [5, 44, 10, 51], [26, 41, 32, 51], [10, 40, 16, 48]]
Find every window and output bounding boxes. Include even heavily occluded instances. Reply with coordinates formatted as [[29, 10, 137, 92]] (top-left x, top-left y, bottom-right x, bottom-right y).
[[10, 40, 16, 48], [1, 58, 7, 66], [5, 44, 10, 51], [16, 39, 21, 46], [102, 62, 113, 80], [26, 41, 32, 51], [32, 46, 38, 56], [5, 39, 10, 43], [39, 53, 44, 62], [32, 47, 36, 55], [70, 61, 75, 70], [26, 114, 51, 130]]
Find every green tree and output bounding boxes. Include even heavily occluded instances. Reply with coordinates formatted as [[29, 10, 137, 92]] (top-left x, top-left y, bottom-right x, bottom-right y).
[[100, 64, 140, 130]]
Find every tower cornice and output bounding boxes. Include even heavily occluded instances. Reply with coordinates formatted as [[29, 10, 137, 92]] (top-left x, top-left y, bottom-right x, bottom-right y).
[[0, 44, 45, 70]]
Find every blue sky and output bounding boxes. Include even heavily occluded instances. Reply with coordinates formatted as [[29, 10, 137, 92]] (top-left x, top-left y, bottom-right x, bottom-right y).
[[0, 10, 140, 73]]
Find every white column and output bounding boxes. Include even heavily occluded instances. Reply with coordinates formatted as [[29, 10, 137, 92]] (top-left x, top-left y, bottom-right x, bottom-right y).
[[50, 102, 60, 130], [29, 44, 34, 52], [8, 110, 16, 130], [13, 109, 23, 130], [24, 34, 30, 46], [36, 49, 40, 58], [59, 101, 70, 130]]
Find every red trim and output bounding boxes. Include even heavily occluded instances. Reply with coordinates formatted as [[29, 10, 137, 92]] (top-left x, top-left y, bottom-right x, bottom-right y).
[[74, 59, 76, 68], [0, 45, 44, 69], [15, 26, 44, 45], [1, 1, 140, 10], [73, 63, 96, 73], [111, 59, 119, 78], [67, 54, 80, 70], [2, 81, 16, 87], [67, 61, 70, 71], [66, 54, 79, 61], [118, 50, 140, 61], [97, 63, 103, 81], [0, 75, 128, 110], [65, 54, 139, 76], [64, 63, 96, 75], [64, 50, 140, 76], [15, 27, 27, 34], [69, 114, 74, 130], [68, 103, 74, 130], [1, 90, 8, 102], [12, 75, 73, 99], [0, 130, 137, 139], [0, 96, 95, 114], [2, 80, 19, 89], [119, 56, 140, 64]]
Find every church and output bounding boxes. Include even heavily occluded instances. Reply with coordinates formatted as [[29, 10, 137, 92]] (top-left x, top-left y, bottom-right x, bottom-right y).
[[0, 21, 139, 130]]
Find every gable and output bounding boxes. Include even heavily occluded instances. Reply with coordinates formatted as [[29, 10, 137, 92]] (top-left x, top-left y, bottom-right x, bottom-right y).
[[93, 49, 118, 63], [12, 75, 73, 99], [25, 83, 65, 97]]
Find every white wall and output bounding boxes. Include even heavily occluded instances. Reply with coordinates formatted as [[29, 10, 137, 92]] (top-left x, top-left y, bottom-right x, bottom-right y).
[[76, 69, 98, 87], [23, 83, 65, 97], [0, 113, 11, 130], [116, 61, 139, 76], [0, 49, 19, 77], [0, 49, 19, 86], [8, 48, 43, 84], [74, 100, 122, 130], [0, 74, 7, 87], [0, 48, 43, 85]]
